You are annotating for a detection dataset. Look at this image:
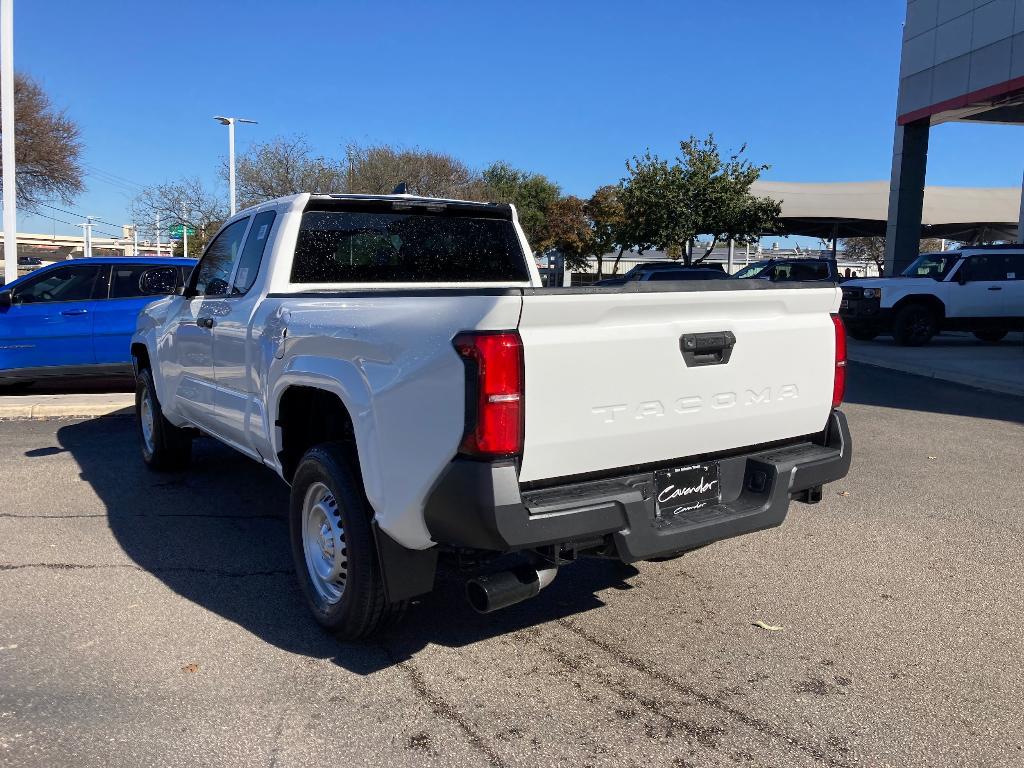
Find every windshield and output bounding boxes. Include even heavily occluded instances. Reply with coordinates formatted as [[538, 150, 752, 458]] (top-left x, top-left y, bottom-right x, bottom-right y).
[[733, 261, 768, 279], [900, 253, 960, 279]]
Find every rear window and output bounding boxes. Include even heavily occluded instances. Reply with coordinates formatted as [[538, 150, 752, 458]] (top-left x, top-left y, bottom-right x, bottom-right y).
[[290, 209, 529, 283]]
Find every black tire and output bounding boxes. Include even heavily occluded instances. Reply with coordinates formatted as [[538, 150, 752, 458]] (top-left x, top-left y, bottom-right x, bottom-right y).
[[846, 327, 879, 342], [135, 367, 192, 470], [973, 329, 1008, 343], [892, 304, 937, 346], [289, 443, 406, 639]]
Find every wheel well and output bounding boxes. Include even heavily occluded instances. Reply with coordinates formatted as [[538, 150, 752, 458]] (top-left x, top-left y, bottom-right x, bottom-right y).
[[892, 294, 945, 320], [131, 343, 150, 373], [277, 386, 359, 483]]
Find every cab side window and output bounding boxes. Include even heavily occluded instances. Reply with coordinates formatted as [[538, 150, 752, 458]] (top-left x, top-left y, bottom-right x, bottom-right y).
[[191, 218, 250, 296], [966, 254, 1011, 281], [231, 211, 276, 295], [1005, 254, 1024, 280]]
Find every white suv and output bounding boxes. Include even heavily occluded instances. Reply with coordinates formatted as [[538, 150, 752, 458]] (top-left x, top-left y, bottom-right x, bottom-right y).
[[840, 246, 1024, 345]]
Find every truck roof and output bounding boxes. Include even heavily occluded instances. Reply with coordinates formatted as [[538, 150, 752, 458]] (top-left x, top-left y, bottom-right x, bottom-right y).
[[237, 192, 510, 216]]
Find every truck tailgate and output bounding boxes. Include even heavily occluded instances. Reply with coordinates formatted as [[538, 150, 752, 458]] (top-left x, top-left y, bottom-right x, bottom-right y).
[[516, 285, 841, 483]]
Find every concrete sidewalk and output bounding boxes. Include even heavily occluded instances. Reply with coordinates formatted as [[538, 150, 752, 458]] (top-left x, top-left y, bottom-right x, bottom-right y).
[[847, 331, 1024, 397], [0, 392, 134, 419]]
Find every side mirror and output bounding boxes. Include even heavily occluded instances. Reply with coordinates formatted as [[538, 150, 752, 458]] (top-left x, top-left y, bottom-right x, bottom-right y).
[[0, 289, 10, 309]]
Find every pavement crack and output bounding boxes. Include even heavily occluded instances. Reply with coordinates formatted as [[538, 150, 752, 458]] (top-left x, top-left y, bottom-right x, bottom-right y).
[[0, 562, 292, 578], [557, 618, 857, 768], [0, 513, 107, 519], [382, 646, 507, 768], [0, 512, 283, 521]]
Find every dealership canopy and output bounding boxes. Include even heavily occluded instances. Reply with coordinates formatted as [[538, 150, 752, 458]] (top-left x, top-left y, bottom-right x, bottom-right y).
[[750, 180, 1021, 242]]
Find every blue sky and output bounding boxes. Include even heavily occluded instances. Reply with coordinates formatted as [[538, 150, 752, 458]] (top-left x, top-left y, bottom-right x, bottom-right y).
[[12, 0, 1024, 241]]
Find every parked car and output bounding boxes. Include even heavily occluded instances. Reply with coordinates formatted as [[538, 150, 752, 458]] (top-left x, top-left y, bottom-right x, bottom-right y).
[[594, 262, 728, 285], [132, 193, 852, 639], [17, 255, 43, 266], [0, 257, 197, 386], [732, 258, 839, 282], [840, 246, 1024, 345]]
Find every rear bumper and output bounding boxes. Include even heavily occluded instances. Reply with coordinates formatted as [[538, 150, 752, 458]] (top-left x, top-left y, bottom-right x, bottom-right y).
[[424, 410, 852, 562]]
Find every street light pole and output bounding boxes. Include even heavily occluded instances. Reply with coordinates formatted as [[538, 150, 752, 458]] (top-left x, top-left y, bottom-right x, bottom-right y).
[[214, 116, 257, 217], [156, 214, 161, 256], [181, 206, 188, 258], [1, 0, 16, 286]]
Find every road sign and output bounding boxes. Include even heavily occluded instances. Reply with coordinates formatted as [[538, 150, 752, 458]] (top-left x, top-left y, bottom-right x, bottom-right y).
[[168, 224, 195, 237]]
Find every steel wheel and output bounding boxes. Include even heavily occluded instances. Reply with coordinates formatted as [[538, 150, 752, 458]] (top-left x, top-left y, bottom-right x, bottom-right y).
[[301, 481, 347, 604], [139, 386, 156, 456]]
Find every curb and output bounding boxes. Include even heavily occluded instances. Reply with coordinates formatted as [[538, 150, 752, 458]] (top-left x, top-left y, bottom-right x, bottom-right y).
[[0, 398, 135, 420], [848, 354, 1024, 398]]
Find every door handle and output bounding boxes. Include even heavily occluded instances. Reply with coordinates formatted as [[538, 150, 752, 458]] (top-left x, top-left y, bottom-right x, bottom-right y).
[[987, 286, 1002, 291], [61, 309, 89, 316], [680, 331, 737, 367], [196, 317, 216, 328]]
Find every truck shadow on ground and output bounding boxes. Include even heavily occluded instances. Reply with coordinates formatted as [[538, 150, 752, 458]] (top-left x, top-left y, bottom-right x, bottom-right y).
[[844, 362, 1024, 424], [55, 417, 637, 674]]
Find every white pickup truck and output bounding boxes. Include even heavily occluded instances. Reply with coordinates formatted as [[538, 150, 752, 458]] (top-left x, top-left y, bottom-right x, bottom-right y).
[[132, 193, 852, 638]]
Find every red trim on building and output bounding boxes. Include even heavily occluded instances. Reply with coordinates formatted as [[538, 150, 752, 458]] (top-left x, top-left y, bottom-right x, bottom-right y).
[[897, 75, 1024, 125]]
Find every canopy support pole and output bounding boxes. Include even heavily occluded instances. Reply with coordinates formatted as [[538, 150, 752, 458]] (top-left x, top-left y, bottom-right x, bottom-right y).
[[831, 224, 838, 259]]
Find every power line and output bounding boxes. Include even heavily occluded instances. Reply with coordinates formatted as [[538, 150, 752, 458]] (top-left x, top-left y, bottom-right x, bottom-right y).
[[29, 210, 123, 240], [35, 202, 121, 230], [83, 164, 145, 189]]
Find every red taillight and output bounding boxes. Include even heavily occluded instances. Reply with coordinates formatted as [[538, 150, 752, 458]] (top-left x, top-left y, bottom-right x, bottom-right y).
[[453, 331, 524, 457], [831, 314, 847, 408]]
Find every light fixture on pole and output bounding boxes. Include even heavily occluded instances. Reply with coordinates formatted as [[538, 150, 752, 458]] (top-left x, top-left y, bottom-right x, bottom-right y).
[[213, 116, 257, 216]]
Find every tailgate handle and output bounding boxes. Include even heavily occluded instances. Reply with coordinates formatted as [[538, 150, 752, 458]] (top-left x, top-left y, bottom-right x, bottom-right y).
[[680, 331, 736, 367]]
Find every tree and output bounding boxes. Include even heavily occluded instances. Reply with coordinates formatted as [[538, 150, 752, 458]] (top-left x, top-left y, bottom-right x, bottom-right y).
[[617, 135, 780, 267], [840, 237, 885, 276], [480, 161, 560, 250], [0, 72, 83, 207], [233, 136, 346, 208], [131, 177, 227, 257], [540, 196, 591, 270], [539, 186, 626, 277], [840, 236, 949, 277], [585, 185, 625, 278], [347, 144, 480, 199]]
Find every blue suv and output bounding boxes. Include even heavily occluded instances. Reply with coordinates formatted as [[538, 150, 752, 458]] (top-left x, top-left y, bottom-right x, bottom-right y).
[[0, 257, 196, 387]]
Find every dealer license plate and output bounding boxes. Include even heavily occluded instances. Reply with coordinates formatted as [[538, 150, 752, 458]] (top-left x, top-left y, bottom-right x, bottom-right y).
[[654, 462, 721, 517]]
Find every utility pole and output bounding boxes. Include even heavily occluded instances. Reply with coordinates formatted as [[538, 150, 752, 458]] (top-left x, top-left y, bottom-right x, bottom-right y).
[[181, 206, 188, 258], [155, 214, 161, 256], [132, 225, 138, 256], [79, 217, 94, 258], [1, 0, 16, 286]]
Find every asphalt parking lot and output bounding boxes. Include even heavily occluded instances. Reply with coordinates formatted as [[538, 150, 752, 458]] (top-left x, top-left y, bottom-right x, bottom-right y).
[[2, 363, 1023, 768]]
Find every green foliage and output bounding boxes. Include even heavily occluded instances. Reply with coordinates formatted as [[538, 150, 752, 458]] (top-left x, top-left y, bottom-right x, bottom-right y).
[[619, 135, 779, 264], [481, 161, 560, 251]]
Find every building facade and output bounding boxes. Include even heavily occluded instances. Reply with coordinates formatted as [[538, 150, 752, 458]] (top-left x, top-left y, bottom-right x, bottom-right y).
[[887, 0, 1024, 274]]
